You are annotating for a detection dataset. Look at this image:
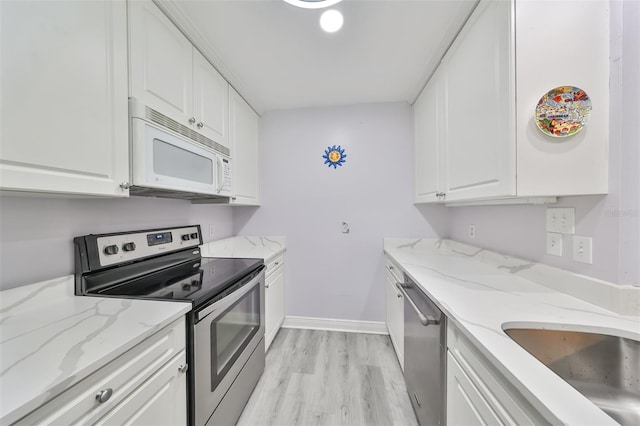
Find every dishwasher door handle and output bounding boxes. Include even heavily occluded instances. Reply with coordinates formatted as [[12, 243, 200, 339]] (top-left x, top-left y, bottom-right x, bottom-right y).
[[396, 283, 440, 326]]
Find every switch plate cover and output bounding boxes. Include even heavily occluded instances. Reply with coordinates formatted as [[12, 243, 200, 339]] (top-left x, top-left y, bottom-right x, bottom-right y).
[[546, 232, 563, 256], [572, 236, 593, 264], [546, 208, 575, 234]]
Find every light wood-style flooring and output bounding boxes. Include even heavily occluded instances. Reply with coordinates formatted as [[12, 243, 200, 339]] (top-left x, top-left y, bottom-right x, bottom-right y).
[[237, 328, 418, 426]]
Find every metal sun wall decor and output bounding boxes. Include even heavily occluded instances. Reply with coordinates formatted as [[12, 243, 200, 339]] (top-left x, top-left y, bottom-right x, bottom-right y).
[[534, 85, 592, 138], [323, 145, 347, 168]]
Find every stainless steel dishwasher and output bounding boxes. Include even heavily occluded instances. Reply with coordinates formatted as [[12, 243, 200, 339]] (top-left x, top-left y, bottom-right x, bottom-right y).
[[396, 275, 446, 426]]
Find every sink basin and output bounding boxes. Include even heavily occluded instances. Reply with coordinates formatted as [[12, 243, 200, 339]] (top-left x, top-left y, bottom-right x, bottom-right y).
[[504, 327, 640, 425]]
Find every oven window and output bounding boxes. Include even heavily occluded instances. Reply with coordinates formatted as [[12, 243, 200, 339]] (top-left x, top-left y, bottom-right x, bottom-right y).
[[210, 284, 260, 390], [153, 138, 213, 184]]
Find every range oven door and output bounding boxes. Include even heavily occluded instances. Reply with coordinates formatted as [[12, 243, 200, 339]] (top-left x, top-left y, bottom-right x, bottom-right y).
[[193, 268, 265, 426]]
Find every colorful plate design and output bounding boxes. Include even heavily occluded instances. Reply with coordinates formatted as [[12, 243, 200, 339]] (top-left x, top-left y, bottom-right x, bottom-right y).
[[535, 86, 592, 138]]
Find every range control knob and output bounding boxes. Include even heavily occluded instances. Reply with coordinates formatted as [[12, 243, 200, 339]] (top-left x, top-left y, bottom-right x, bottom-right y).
[[190, 233, 198, 240], [104, 245, 119, 255], [122, 242, 136, 252], [181, 234, 190, 241], [182, 283, 191, 291], [191, 280, 200, 287]]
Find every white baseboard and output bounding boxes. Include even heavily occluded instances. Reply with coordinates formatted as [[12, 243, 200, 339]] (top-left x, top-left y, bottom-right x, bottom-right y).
[[282, 315, 389, 335]]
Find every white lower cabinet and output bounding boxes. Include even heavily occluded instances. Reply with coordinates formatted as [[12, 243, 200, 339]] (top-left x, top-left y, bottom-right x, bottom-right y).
[[446, 322, 547, 426], [15, 318, 187, 425], [385, 257, 404, 370], [265, 254, 285, 351]]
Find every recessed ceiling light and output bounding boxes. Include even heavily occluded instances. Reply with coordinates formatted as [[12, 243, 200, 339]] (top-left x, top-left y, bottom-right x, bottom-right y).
[[283, 0, 343, 10], [320, 9, 343, 33]]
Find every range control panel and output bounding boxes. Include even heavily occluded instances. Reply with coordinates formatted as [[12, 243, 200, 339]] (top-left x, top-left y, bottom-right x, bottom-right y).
[[96, 225, 201, 267]]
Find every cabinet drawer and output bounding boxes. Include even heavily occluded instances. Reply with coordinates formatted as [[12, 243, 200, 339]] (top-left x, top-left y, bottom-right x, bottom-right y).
[[16, 317, 186, 425], [94, 351, 187, 426], [385, 257, 403, 283], [265, 254, 284, 279], [447, 322, 547, 425], [447, 351, 503, 425]]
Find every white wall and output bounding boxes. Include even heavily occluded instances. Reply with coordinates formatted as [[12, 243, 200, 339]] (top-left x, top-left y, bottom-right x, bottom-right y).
[[0, 196, 234, 289], [447, 0, 640, 286], [233, 102, 447, 322]]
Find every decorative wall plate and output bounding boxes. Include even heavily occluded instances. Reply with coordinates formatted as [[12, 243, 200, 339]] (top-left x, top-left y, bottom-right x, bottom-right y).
[[534, 86, 592, 138]]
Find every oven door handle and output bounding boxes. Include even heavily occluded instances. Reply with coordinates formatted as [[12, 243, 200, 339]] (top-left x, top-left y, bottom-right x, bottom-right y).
[[196, 273, 261, 322]]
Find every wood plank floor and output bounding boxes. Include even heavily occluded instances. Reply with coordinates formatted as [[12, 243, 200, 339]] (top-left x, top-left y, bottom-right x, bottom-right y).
[[237, 328, 418, 426]]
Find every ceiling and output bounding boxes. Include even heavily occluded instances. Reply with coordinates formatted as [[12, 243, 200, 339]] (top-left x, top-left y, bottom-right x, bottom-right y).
[[158, 0, 478, 114]]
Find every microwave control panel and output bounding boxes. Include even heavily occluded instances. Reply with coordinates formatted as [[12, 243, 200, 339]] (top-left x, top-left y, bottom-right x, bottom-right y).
[[220, 157, 232, 194]]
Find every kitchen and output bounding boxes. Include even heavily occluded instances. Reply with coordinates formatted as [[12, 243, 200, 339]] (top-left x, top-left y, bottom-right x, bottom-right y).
[[1, 0, 639, 425]]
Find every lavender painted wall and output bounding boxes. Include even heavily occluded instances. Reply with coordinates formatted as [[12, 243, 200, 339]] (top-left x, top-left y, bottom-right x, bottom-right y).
[[0, 196, 234, 289], [447, 0, 640, 286], [233, 102, 446, 322]]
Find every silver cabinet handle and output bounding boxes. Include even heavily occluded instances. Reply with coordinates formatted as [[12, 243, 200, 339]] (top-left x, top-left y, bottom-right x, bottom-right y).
[[189, 117, 196, 124], [178, 364, 188, 374], [395, 283, 439, 326], [197, 122, 204, 128], [119, 181, 131, 190], [274, 261, 280, 266], [95, 388, 113, 403]]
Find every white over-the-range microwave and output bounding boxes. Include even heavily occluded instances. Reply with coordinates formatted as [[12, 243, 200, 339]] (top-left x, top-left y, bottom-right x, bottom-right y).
[[127, 99, 232, 201]]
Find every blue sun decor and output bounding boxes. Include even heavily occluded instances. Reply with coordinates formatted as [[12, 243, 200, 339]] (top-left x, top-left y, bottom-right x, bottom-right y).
[[322, 145, 347, 169]]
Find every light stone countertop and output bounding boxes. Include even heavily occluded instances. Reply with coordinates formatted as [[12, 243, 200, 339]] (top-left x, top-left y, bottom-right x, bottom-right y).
[[384, 238, 640, 426], [0, 275, 191, 425], [200, 236, 286, 262]]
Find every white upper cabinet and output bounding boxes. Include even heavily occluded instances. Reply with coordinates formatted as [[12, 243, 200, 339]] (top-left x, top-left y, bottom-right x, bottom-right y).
[[129, 0, 229, 150], [193, 50, 229, 147], [229, 88, 260, 205], [414, 69, 445, 203], [0, 0, 129, 197], [414, 0, 609, 204], [128, 0, 193, 123], [442, 0, 515, 202]]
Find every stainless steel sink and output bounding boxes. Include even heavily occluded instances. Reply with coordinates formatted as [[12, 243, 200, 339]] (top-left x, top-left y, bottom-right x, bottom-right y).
[[504, 327, 640, 425]]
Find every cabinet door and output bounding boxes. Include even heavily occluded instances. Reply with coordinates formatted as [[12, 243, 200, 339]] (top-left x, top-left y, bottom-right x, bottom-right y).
[[442, 0, 515, 202], [193, 50, 229, 149], [385, 269, 404, 369], [229, 88, 260, 205], [129, 0, 193, 125], [265, 265, 285, 351], [414, 69, 445, 203], [0, 0, 129, 197], [95, 352, 187, 426], [447, 352, 502, 426]]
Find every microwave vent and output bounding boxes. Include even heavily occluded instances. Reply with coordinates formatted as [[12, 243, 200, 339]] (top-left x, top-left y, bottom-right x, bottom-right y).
[[145, 106, 230, 156], [129, 185, 230, 203]]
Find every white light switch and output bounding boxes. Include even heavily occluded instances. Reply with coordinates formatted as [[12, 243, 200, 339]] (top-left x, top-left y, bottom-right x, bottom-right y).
[[572, 236, 593, 264], [546, 208, 575, 234], [546, 232, 563, 256]]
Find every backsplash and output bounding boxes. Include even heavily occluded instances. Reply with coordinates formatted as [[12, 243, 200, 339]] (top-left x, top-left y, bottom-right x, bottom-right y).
[[0, 195, 233, 290]]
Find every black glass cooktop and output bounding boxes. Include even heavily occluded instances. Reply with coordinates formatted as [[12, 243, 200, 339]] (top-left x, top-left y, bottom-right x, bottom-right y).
[[85, 257, 263, 308]]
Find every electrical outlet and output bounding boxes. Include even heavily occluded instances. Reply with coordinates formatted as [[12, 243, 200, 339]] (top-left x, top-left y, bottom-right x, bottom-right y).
[[468, 225, 476, 239], [572, 236, 593, 264], [546, 208, 575, 234], [209, 225, 215, 238], [546, 232, 563, 256]]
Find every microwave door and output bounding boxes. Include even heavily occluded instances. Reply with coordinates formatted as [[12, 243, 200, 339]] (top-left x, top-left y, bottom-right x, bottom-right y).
[[131, 119, 218, 195]]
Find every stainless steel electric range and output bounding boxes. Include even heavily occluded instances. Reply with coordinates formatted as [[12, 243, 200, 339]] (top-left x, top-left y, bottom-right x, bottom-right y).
[[74, 225, 265, 426]]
